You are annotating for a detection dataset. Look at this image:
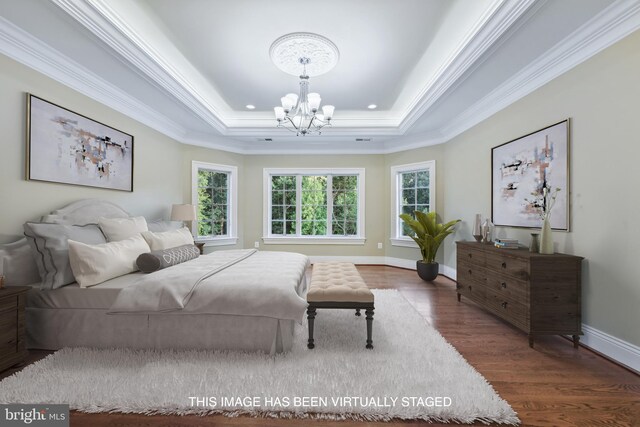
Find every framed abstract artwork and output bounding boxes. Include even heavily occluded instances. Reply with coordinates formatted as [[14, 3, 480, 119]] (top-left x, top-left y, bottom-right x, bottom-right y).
[[27, 94, 134, 192], [491, 120, 570, 230]]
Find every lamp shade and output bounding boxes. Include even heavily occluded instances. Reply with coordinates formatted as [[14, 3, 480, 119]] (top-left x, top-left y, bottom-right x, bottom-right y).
[[307, 93, 321, 111], [322, 105, 334, 119], [170, 204, 196, 221], [274, 106, 285, 121]]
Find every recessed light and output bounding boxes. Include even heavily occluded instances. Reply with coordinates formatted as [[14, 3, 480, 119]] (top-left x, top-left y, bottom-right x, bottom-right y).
[[367, 104, 377, 109], [246, 104, 256, 110]]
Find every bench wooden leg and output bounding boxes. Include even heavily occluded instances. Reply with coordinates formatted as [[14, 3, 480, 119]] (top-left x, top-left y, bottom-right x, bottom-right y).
[[365, 307, 374, 349], [355, 308, 361, 316], [307, 307, 316, 349]]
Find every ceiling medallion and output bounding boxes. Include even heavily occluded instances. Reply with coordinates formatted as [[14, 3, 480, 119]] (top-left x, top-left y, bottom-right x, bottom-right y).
[[270, 32, 339, 77], [271, 33, 339, 136]]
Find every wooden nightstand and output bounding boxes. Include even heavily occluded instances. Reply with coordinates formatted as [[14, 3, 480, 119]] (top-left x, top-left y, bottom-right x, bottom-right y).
[[0, 286, 30, 372], [195, 242, 205, 255]]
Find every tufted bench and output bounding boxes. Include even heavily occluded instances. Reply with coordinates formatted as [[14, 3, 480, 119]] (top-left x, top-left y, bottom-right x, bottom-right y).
[[306, 262, 375, 349]]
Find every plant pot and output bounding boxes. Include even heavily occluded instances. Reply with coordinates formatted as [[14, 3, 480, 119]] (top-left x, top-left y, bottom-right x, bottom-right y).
[[416, 261, 439, 282]]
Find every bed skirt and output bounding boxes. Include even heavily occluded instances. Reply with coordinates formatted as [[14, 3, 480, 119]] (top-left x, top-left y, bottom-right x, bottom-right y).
[[26, 308, 295, 354]]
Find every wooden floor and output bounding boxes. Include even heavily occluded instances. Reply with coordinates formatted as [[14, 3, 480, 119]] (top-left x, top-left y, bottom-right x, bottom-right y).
[[3, 266, 639, 426]]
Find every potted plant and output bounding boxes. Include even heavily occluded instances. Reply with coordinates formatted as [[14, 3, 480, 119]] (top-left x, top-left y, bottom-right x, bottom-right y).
[[399, 211, 460, 282]]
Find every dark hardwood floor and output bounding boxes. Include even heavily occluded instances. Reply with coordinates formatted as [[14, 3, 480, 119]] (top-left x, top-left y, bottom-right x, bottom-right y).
[[2, 266, 639, 426]]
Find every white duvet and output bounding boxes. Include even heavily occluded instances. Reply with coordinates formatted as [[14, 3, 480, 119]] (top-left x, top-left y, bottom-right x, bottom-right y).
[[109, 249, 309, 322]]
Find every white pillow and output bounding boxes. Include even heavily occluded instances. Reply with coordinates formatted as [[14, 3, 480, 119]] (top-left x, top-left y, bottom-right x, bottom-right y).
[[98, 216, 148, 241], [68, 235, 150, 288], [141, 227, 194, 251]]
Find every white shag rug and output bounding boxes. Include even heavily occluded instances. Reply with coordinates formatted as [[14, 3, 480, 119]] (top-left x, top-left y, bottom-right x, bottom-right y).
[[0, 290, 519, 424]]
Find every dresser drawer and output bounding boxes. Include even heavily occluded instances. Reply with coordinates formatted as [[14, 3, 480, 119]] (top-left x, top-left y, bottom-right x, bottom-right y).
[[486, 272, 529, 303], [457, 246, 486, 266], [0, 311, 17, 347], [0, 296, 17, 314], [485, 252, 529, 281], [457, 261, 488, 286], [456, 281, 486, 303], [485, 291, 529, 330]]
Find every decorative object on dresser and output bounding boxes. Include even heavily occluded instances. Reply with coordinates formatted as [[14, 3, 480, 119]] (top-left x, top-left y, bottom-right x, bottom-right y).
[[472, 214, 483, 242], [399, 211, 460, 282], [481, 218, 494, 244], [529, 233, 539, 253], [0, 286, 29, 373], [491, 119, 569, 231], [27, 94, 134, 192], [456, 241, 583, 348]]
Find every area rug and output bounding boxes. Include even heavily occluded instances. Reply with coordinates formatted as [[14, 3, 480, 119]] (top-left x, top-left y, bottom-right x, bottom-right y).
[[0, 290, 519, 424]]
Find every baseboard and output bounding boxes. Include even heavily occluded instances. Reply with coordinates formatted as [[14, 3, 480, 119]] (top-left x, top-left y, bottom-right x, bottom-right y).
[[578, 325, 640, 374], [445, 266, 639, 373]]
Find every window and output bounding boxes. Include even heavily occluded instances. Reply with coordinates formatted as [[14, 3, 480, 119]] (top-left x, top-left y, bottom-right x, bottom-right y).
[[191, 161, 238, 245], [390, 161, 435, 247], [263, 168, 365, 244]]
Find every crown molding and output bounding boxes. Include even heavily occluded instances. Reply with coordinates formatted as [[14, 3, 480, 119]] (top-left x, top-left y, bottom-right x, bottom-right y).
[[49, 0, 541, 136], [0, 16, 187, 141], [439, 0, 640, 141], [51, 0, 229, 134], [396, 0, 540, 134], [2, 0, 638, 155]]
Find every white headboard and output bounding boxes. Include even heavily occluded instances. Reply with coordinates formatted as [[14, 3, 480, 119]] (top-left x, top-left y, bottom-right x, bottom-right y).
[[40, 199, 130, 225], [0, 199, 131, 283]]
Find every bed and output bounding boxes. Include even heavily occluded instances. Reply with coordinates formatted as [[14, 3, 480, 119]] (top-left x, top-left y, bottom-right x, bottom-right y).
[[0, 200, 309, 354]]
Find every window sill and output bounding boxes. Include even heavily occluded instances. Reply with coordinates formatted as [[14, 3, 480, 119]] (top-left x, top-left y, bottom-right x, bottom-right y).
[[262, 236, 366, 245], [390, 238, 418, 248], [195, 237, 238, 246]]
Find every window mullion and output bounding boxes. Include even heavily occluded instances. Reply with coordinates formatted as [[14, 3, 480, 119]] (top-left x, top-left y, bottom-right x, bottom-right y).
[[326, 175, 333, 237], [296, 175, 302, 237]]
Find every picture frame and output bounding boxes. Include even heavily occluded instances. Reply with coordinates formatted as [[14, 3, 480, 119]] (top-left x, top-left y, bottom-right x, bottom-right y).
[[491, 119, 570, 231], [27, 94, 134, 192]]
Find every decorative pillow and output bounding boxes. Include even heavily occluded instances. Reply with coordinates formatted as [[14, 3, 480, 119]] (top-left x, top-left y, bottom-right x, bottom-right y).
[[23, 222, 107, 290], [141, 227, 194, 251], [0, 238, 41, 286], [136, 244, 200, 273], [68, 235, 150, 288], [98, 216, 148, 242], [147, 220, 184, 233]]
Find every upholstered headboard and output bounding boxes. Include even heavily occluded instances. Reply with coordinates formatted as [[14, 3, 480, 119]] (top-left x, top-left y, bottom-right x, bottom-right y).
[[40, 199, 131, 225], [0, 199, 131, 285]]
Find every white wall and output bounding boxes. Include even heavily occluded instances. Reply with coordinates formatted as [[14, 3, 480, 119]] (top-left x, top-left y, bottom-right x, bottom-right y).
[[0, 54, 184, 243]]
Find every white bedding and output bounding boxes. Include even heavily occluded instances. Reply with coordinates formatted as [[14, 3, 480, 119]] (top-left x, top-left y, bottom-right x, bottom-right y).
[[27, 272, 143, 310], [110, 249, 310, 322], [25, 249, 310, 353]]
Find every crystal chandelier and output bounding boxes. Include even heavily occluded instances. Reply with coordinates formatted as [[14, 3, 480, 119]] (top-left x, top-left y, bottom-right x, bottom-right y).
[[270, 33, 339, 136]]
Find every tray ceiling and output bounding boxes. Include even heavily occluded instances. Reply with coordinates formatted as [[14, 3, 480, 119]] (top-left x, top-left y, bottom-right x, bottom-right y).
[[1, 0, 638, 153]]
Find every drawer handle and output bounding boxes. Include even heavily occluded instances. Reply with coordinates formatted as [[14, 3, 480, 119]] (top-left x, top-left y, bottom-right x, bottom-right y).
[[501, 302, 508, 309], [501, 262, 507, 269], [468, 269, 472, 275], [468, 253, 473, 258], [501, 282, 507, 289], [468, 285, 472, 291]]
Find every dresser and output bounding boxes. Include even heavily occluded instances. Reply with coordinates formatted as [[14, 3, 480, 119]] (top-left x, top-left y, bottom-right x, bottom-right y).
[[456, 242, 583, 348], [0, 286, 30, 372]]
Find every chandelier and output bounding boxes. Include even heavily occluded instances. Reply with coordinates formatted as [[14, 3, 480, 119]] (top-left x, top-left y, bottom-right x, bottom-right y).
[[270, 33, 339, 136]]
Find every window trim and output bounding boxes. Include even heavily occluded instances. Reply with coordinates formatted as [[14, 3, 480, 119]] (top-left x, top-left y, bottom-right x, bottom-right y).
[[262, 168, 366, 245], [390, 161, 436, 248], [191, 161, 238, 245]]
